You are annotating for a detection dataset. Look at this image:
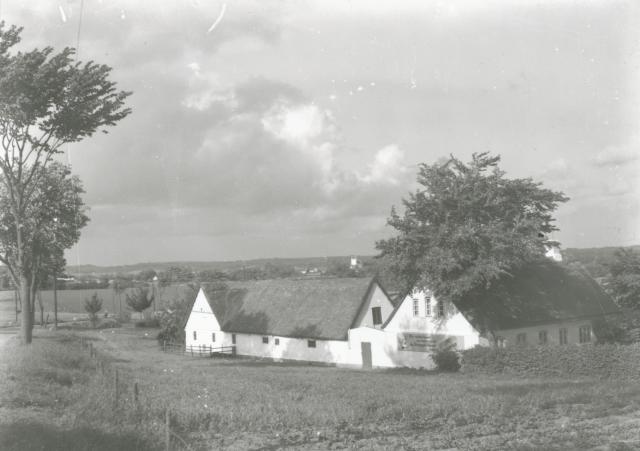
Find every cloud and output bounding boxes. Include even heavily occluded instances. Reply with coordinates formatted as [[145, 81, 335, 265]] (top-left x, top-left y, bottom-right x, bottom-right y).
[[359, 144, 408, 185], [593, 142, 640, 167]]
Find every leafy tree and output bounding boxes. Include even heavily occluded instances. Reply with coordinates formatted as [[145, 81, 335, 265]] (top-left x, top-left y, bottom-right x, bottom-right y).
[[376, 153, 568, 332], [195, 269, 228, 283], [137, 269, 157, 282], [84, 292, 103, 328], [606, 248, 640, 310], [125, 287, 154, 318], [157, 297, 191, 344], [0, 162, 87, 327], [0, 22, 131, 343]]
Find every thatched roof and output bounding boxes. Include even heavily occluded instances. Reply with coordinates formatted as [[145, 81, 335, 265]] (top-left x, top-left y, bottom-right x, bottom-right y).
[[456, 260, 619, 331], [200, 277, 377, 340]]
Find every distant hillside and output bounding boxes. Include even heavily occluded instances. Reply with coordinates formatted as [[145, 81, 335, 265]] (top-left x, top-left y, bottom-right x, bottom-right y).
[[67, 256, 376, 276]]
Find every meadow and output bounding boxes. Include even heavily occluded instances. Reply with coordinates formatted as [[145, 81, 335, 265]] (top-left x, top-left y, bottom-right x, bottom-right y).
[[2, 327, 640, 450], [0, 285, 192, 326]]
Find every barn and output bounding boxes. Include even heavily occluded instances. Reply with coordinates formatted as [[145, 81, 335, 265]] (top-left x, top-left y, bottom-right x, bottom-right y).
[[184, 277, 482, 369]]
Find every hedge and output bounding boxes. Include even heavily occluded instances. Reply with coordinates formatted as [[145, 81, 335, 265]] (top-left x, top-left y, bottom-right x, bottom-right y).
[[461, 343, 640, 378]]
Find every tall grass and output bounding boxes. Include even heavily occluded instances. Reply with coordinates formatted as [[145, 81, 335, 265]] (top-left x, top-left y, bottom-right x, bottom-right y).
[[4, 333, 640, 450]]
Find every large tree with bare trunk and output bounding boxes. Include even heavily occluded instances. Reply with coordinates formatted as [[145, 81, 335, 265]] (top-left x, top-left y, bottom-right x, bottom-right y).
[[0, 22, 131, 343]]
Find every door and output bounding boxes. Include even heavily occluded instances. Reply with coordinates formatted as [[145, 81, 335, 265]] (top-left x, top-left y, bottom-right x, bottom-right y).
[[361, 342, 372, 369]]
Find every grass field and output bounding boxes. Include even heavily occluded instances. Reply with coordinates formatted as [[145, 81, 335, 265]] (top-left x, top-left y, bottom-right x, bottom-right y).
[[0, 285, 193, 327], [3, 328, 640, 450]]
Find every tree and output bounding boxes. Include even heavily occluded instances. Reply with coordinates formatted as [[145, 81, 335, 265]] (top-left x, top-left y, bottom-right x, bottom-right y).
[[84, 292, 103, 328], [0, 162, 88, 327], [125, 287, 154, 318], [0, 22, 131, 343], [605, 248, 640, 310], [376, 153, 568, 332]]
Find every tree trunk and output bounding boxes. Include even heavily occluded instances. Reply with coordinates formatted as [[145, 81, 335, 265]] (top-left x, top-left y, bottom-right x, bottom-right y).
[[53, 276, 58, 329], [38, 291, 44, 327], [20, 275, 32, 344]]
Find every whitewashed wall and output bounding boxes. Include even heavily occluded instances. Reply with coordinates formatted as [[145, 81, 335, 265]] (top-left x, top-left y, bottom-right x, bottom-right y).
[[384, 290, 481, 350], [495, 319, 594, 347], [184, 289, 223, 351], [352, 284, 396, 329]]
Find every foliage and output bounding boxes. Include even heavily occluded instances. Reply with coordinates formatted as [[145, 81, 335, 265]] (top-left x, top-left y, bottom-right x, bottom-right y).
[[125, 287, 154, 313], [592, 317, 628, 344], [461, 343, 640, 378], [432, 338, 461, 372], [157, 297, 191, 344], [135, 318, 160, 328], [324, 260, 361, 278], [0, 22, 131, 342], [137, 269, 157, 282], [605, 248, 640, 310], [376, 153, 568, 332], [83, 293, 102, 327]]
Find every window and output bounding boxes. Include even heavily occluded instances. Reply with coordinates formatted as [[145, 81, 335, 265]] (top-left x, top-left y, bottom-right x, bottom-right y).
[[516, 333, 526, 345], [193, 331, 197, 341], [559, 328, 568, 345], [496, 337, 506, 348], [437, 300, 445, 318], [232, 334, 236, 345], [262, 336, 269, 344], [412, 297, 420, 317], [308, 339, 316, 348], [538, 330, 547, 345], [579, 325, 591, 344], [425, 297, 432, 316], [275, 338, 280, 346], [211, 333, 216, 342], [372, 307, 382, 325]]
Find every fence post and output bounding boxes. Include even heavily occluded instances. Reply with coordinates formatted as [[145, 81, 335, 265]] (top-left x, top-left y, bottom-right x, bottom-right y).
[[165, 407, 170, 451], [89, 342, 93, 358], [163, 340, 166, 352], [133, 382, 139, 404], [114, 368, 119, 408]]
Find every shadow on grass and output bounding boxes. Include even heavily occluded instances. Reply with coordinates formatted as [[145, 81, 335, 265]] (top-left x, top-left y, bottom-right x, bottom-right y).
[[0, 421, 157, 451]]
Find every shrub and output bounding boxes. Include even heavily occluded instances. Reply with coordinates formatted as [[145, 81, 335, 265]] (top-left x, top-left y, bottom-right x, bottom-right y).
[[592, 317, 628, 344], [433, 338, 461, 372], [125, 287, 154, 318], [461, 343, 640, 378], [83, 293, 103, 328], [157, 298, 190, 344], [135, 318, 160, 328]]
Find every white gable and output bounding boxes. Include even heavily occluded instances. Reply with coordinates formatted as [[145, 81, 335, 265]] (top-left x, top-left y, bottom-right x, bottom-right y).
[[351, 282, 395, 329], [383, 289, 481, 349], [184, 288, 222, 332]]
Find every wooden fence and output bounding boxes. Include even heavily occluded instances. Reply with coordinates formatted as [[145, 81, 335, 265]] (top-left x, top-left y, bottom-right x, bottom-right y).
[[162, 341, 236, 357], [78, 336, 192, 451]]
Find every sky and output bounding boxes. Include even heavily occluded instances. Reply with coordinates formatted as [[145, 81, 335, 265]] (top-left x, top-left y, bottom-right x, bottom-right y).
[[1, 0, 639, 266]]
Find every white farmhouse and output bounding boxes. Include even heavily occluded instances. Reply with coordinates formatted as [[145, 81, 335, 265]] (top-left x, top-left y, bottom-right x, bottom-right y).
[[184, 277, 484, 369]]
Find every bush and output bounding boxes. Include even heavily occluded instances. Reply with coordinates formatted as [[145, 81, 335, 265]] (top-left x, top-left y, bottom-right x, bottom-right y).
[[157, 298, 190, 344], [433, 338, 461, 372], [83, 293, 103, 328], [135, 318, 160, 328], [461, 343, 640, 378]]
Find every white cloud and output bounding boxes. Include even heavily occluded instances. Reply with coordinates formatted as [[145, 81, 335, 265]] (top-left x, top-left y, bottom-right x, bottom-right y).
[[359, 144, 408, 185], [593, 142, 640, 167]]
